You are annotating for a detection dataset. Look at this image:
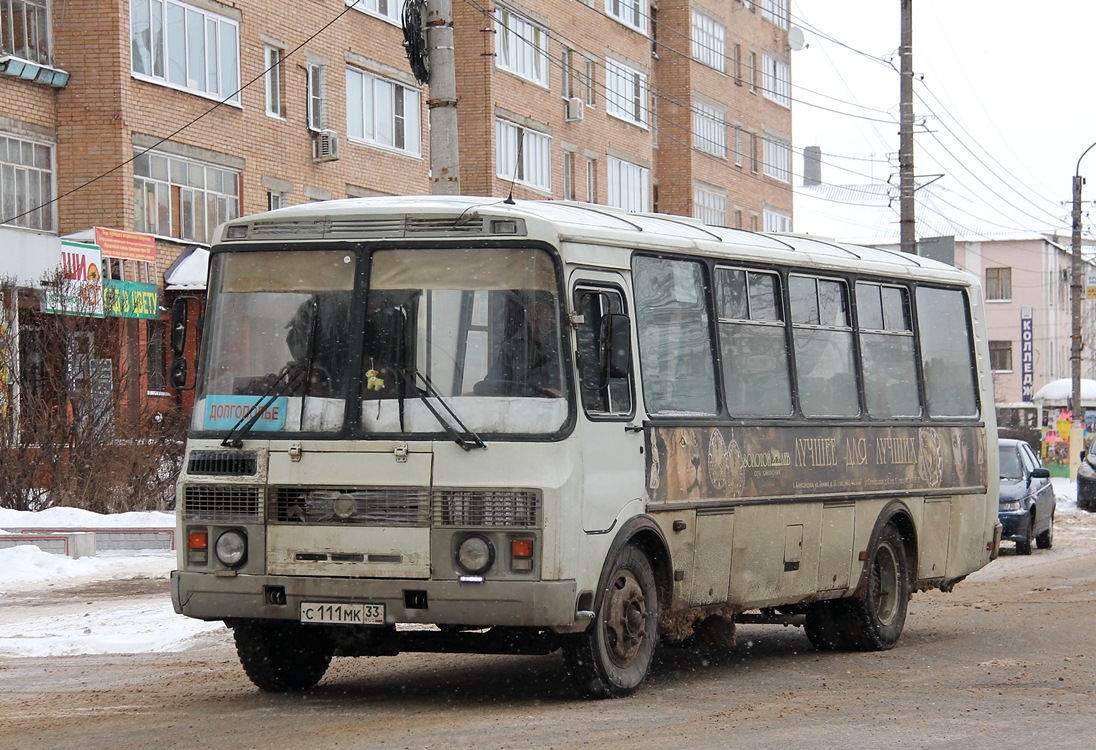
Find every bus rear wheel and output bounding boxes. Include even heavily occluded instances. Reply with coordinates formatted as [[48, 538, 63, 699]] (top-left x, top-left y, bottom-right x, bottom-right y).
[[233, 620, 334, 692], [562, 544, 658, 698], [843, 523, 910, 651]]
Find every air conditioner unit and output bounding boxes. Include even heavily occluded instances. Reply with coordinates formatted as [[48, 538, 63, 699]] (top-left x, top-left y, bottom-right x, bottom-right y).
[[312, 129, 340, 162], [565, 96, 585, 122]]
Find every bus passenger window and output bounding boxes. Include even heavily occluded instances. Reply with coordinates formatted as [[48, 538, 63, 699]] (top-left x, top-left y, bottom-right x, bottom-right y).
[[916, 287, 978, 417], [715, 268, 792, 417], [856, 282, 920, 418], [633, 256, 718, 416], [573, 287, 633, 416], [790, 275, 859, 418]]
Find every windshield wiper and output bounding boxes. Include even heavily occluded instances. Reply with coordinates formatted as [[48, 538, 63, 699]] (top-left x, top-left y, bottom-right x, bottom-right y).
[[391, 364, 486, 451], [220, 363, 308, 448]]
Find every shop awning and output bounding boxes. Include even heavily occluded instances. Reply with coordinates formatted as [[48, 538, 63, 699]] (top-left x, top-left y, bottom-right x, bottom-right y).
[[164, 245, 209, 290]]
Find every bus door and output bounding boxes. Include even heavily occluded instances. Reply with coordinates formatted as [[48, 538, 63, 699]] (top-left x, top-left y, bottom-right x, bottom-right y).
[[570, 274, 644, 532]]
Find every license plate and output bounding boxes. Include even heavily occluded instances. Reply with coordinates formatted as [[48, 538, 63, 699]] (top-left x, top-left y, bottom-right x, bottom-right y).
[[300, 601, 385, 625]]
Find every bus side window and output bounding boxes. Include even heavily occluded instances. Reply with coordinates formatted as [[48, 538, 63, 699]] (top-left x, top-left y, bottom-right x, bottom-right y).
[[574, 287, 633, 416]]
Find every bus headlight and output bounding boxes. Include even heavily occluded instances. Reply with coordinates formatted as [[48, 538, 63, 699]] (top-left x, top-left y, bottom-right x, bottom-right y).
[[456, 534, 495, 575], [215, 529, 247, 567]]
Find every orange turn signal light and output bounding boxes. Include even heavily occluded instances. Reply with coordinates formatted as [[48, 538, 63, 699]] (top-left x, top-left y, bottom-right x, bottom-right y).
[[188, 531, 209, 550], [511, 538, 534, 558]]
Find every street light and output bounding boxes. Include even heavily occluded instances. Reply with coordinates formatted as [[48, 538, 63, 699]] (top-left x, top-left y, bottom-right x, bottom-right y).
[[1069, 141, 1096, 478]]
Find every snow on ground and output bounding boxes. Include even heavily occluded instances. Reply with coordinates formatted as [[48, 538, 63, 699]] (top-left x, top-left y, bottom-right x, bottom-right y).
[[0, 508, 225, 658], [0, 480, 1093, 659]]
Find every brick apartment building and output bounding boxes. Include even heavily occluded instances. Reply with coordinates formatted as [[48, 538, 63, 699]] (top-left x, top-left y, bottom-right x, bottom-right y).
[[0, 0, 794, 436]]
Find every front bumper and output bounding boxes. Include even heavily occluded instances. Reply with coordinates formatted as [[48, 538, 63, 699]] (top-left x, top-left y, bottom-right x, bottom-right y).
[[998, 510, 1032, 542], [172, 570, 578, 628]]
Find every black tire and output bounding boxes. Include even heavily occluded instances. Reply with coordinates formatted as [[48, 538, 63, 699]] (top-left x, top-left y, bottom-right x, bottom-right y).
[[562, 544, 659, 699], [1016, 515, 1034, 556], [804, 600, 853, 651], [233, 621, 334, 692], [1036, 512, 1055, 550], [843, 523, 910, 651]]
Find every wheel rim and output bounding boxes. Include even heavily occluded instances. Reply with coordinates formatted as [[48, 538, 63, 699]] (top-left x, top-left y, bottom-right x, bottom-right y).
[[871, 542, 900, 626], [602, 568, 649, 668]]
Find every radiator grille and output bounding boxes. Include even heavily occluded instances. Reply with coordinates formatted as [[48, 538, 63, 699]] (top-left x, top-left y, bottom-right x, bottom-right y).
[[433, 489, 540, 528], [184, 485, 262, 522], [272, 487, 430, 527], [188, 450, 258, 476]]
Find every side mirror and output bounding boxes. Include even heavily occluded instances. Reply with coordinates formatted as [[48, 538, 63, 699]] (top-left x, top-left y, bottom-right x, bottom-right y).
[[171, 296, 189, 356], [1030, 467, 1051, 481], [169, 357, 188, 389], [604, 313, 632, 378]]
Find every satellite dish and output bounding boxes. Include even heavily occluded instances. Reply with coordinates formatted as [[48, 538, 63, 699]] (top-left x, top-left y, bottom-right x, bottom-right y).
[[788, 26, 807, 51]]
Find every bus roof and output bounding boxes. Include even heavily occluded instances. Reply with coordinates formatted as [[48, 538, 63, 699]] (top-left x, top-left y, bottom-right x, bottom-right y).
[[214, 195, 973, 285]]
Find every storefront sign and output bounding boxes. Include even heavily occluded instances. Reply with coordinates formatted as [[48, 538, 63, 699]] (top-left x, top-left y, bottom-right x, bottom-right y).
[[94, 227, 156, 263], [1021, 308, 1034, 402], [103, 280, 160, 319], [43, 241, 104, 317]]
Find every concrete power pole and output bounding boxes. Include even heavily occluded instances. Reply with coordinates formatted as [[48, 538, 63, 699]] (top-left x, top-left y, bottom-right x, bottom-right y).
[[425, 0, 460, 194], [1069, 142, 1096, 478], [899, 0, 916, 254]]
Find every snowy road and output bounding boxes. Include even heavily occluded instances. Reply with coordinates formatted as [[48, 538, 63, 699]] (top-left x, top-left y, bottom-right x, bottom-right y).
[[1, 487, 1095, 749]]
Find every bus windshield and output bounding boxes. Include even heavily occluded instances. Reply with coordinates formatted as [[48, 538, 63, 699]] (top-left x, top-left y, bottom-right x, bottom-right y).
[[192, 246, 569, 437]]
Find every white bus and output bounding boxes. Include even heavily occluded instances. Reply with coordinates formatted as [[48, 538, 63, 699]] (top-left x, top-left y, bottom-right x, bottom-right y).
[[170, 196, 1000, 698]]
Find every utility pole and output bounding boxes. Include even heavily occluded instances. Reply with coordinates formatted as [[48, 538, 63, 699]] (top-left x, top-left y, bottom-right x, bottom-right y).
[[1070, 142, 1096, 478], [425, 0, 460, 194], [899, 0, 916, 254]]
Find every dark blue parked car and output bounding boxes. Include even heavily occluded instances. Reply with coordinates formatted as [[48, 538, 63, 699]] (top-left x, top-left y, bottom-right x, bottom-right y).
[[998, 439, 1055, 555]]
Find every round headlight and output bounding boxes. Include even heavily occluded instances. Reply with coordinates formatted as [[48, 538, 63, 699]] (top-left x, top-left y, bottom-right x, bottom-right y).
[[215, 529, 247, 567], [456, 534, 495, 575]]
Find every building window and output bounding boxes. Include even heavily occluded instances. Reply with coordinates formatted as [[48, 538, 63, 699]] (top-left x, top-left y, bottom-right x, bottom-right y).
[[607, 156, 649, 212], [605, 58, 647, 127], [691, 11, 725, 72], [762, 51, 790, 107], [606, 0, 646, 34], [584, 57, 596, 106], [989, 340, 1013, 372], [750, 131, 758, 173], [986, 267, 1012, 301], [561, 45, 572, 98], [764, 208, 791, 232], [495, 5, 549, 86], [694, 185, 727, 226], [133, 149, 239, 244], [734, 126, 745, 167], [693, 100, 726, 158], [346, 0, 398, 24], [267, 191, 286, 210], [264, 45, 283, 118], [586, 157, 597, 202], [748, 50, 757, 92], [733, 43, 742, 84], [147, 319, 168, 392], [0, 134, 54, 231], [130, 0, 240, 103], [1, 0, 49, 63], [734, 208, 743, 228], [496, 119, 551, 191], [562, 150, 574, 200], [761, 0, 789, 29], [763, 131, 791, 182], [346, 67, 422, 156], [307, 62, 325, 131]]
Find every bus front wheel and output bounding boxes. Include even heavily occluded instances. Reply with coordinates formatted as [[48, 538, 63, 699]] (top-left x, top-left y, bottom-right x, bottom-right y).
[[233, 620, 334, 692], [843, 523, 910, 651], [562, 544, 658, 698]]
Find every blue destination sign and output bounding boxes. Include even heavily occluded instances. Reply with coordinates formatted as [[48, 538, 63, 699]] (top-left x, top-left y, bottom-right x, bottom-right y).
[[204, 395, 288, 431]]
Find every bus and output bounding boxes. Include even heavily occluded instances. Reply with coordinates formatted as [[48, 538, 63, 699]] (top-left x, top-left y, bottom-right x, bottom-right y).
[[170, 196, 1001, 698]]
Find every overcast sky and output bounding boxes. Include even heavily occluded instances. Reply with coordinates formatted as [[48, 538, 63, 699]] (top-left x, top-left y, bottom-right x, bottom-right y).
[[789, 0, 1096, 238]]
